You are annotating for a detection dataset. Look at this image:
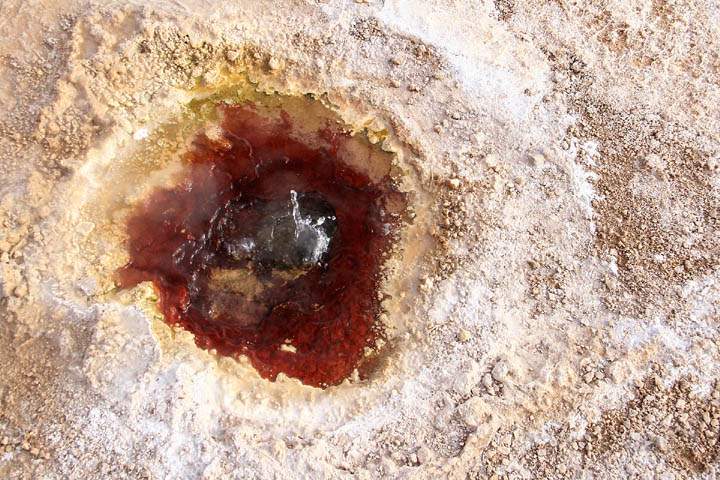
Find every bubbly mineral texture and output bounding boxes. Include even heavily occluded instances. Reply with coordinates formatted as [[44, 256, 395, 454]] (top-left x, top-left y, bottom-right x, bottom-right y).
[[116, 102, 404, 387]]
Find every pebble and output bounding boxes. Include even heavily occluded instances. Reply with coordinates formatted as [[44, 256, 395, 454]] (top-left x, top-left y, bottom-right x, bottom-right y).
[[268, 57, 282, 70], [604, 276, 618, 290], [13, 283, 28, 298], [272, 439, 286, 458], [420, 276, 434, 292], [457, 329, 471, 342], [644, 153, 665, 171], [605, 361, 624, 383], [662, 414, 674, 427], [705, 157, 718, 172], [447, 178, 461, 190], [458, 396, 485, 427], [654, 436, 669, 453], [225, 49, 240, 62], [484, 153, 499, 168], [280, 343, 297, 353], [491, 361, 509, 382], [530, 152, 545, 168], [416, 446, 433, 464]]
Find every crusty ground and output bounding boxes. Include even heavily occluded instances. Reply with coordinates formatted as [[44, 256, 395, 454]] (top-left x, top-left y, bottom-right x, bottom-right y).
[[0, 1, 718, 479]]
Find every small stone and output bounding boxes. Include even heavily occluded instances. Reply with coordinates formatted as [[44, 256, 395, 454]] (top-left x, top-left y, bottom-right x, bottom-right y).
[[458, 396, 485, 427], [662, 414, 674, 427], [454, 361, 483, 393], [280, 343, 297, 353], [390, 450, 404, 462], [605, 361, 625, 383], [485, 153, 499, 168], [703, 411, 712, 424], [447, 178, 461, 190], [13, 283, 28, 298], [389, 56, 402, 66], [655, 436, 669, 453], [584, 371, 595, 383], [225, 49, 240, 62], [30, 447, 39, 456], [705, 157, 718, 172], [604, 276, 618, 290], [416, 446, 433, 464], [0, 436, 8, 446], [530, 152, 545, 168], [491, 361, 509, 382], [268, 57, 282, 70], [420, 276, 434, 292], [457, 329, 471, 342], [272, 439, 286, 458], [201, 70, 219, 86], [644, 153, 665, 172], [482, 373, 493, 388]]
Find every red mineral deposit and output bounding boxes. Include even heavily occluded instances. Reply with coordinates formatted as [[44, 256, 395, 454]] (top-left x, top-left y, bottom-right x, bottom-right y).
[[117, 102, 404, 387]]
